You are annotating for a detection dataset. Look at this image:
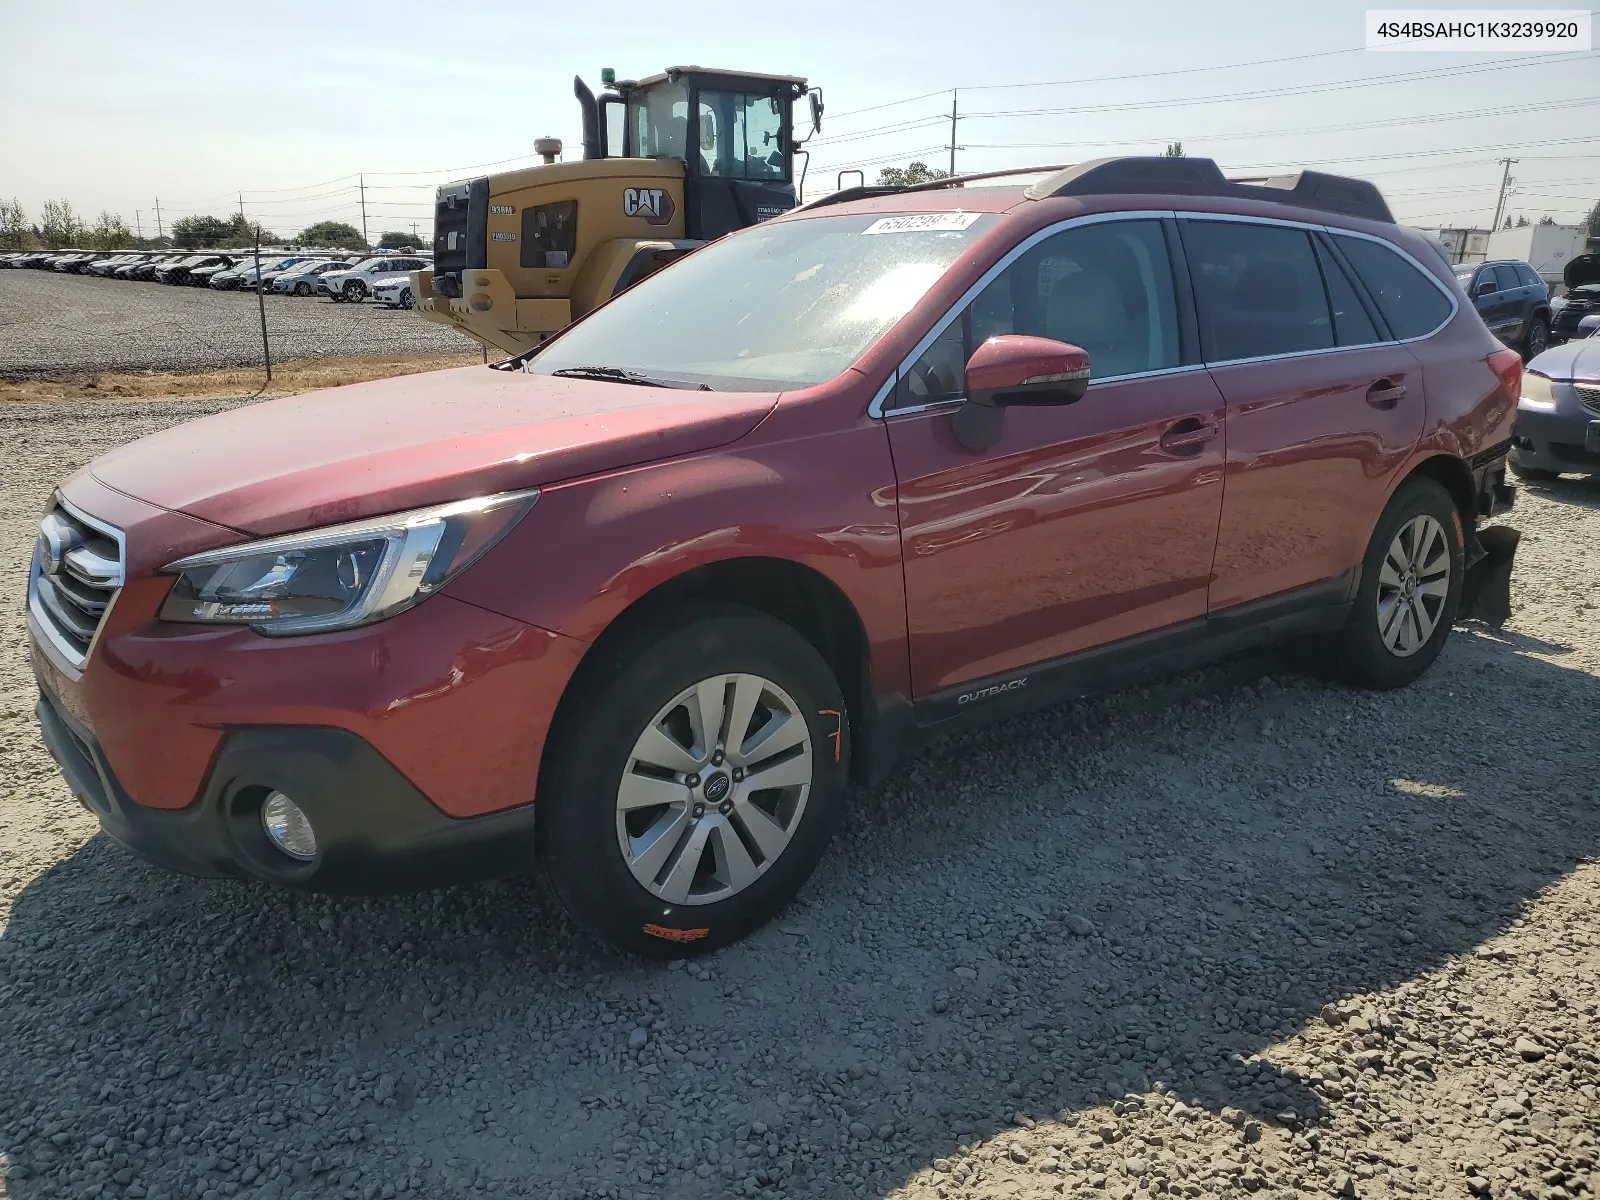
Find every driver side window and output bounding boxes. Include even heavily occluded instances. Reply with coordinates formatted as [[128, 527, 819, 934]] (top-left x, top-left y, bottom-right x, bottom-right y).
[[896, 219, 1181, 408]]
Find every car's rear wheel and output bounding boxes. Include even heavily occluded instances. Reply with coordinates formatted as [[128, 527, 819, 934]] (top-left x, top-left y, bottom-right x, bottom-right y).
[[294, 281, 312, 296], [537, 606, 848, 957], [1333, 477, 1463, 689], [1523, 316, 1549, 359]]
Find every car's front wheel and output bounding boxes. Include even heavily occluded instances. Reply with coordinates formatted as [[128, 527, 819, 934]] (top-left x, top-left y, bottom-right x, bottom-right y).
[[398, 287, 413, 310], [294, 281, 312, 296], [1523, 315, 1549, 359], [343, 280, 366, 302], [1333, 477, 1464, 689], [538, 606, 848, 957]]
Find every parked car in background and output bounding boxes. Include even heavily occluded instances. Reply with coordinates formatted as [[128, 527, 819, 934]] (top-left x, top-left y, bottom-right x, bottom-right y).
[[319, 255, 431, 303], [255, 256, 316, 291], [27, 157, 1523, 956], [371, 275, 416, 309], [119, 256, 174, 281], [187, 258, 240, 288], [272, 259, 345, 295], [87, 254, 141, 276], [1513, 334, 1600, 479], [1454, 259, 1551, 359], [154, 255, 227, 286], [0, 252, 22, 268], [52, 252, 96, 272], [1551, 254, 1600, 346]]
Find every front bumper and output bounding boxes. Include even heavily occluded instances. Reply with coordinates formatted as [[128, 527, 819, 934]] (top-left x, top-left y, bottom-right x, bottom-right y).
[[1512, 404, 1600, 475], [36, 687, 538, 893]]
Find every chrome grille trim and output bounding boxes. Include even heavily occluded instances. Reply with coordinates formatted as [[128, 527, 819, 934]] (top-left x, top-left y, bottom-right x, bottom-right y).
[[28, 496, 125, 671]]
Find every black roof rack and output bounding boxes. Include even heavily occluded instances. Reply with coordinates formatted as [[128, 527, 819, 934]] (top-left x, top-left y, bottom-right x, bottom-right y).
[[1023, 157, 1393, 223], [794, 164, 1074, 213]]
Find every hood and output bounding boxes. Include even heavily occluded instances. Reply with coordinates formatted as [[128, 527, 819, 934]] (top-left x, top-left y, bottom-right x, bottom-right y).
[[1566, 253, 1600, 290], [1529, 336, 1600, 382], [84, 366, 779, 536]]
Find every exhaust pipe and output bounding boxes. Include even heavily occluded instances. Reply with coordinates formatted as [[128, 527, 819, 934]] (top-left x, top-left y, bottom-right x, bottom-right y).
[[574, 76, 601, 161]]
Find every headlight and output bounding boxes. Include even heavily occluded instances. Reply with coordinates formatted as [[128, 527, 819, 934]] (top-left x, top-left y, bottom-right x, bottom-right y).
[[1519, 371, 1556, 412], [160, 489, 538, 634]]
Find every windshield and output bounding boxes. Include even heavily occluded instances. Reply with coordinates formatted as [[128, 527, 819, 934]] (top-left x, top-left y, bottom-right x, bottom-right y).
[[531, 211, 998, 390], [627, 81, 690, 158]]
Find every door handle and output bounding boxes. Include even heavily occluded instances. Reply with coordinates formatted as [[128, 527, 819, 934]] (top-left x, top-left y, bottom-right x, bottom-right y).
[[1158, 417, 1219, 455], [1366, 379, 1407, 408]]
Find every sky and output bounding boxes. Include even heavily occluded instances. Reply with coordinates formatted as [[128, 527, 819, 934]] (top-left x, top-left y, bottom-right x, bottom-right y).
[[0, 0, 1596, 240]]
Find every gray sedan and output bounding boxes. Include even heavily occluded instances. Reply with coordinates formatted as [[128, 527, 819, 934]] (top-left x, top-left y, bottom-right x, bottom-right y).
[[1513, 337, 1600, 480]]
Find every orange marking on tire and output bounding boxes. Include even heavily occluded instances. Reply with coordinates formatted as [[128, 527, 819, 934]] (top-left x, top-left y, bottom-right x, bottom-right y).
[[1451, 510, 1464, 546], [643, 924, 709, 943], [820, 709, 841, 763]]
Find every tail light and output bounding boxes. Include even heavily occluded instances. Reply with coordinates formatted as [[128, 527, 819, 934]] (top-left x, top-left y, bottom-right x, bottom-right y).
[[1488, 347, 1523, 399]]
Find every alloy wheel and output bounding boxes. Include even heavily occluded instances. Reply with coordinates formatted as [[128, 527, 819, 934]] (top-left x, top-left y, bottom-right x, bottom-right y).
[[1376, 513, 1450, 657], [616, 673, 813, 906], [1527, 321, 1548, 357]]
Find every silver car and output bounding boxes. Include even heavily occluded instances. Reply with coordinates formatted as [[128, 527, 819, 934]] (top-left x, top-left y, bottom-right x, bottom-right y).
[[1512, 337, 1600, 480]]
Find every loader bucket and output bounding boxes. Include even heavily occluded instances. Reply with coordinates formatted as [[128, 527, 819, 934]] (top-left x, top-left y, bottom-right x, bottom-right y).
[[1460, 524, 1520, 628]]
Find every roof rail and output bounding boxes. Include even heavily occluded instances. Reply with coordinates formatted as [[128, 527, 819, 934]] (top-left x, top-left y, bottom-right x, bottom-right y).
[[1022, 157, 1393, 223], [794, 164, 1074, 213]]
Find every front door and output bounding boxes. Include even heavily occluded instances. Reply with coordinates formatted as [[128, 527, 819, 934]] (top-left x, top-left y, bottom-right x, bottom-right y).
[[1179, 218, 1428, 610], [884, 217, 1227, 696]]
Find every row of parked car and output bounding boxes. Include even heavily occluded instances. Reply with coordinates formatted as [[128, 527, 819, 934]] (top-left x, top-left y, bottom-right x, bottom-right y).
[[0, 249, 432, 308]]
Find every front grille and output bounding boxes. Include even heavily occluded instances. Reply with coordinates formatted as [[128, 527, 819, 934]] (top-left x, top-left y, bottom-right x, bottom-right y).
[[28, 500, 124, 669], [1576, 385, 1600, 418]]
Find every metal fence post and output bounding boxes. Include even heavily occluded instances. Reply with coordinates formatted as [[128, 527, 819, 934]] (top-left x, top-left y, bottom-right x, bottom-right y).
[[253, 228, 272, 383]]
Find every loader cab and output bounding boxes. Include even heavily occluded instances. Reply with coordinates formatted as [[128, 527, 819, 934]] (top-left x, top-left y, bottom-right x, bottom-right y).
[[595, 66, 809, 240]]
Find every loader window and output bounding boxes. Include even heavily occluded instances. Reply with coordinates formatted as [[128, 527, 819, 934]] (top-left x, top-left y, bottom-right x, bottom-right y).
[[697, 90, 787, 181], [521, 201, 578, 270], [629, 81, 690, 159]]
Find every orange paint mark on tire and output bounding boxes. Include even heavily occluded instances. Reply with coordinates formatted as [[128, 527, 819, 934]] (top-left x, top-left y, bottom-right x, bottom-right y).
[[643, 923, 709, 943], [820, 709, 841, 763]]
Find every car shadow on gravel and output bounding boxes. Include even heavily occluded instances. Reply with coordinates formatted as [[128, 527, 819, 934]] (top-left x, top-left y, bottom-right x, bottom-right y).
[[2, 627, 1597, 1199]]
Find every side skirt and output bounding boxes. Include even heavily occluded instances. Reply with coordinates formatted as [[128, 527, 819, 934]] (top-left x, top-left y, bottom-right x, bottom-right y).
[[908, 572, 1355, 740]]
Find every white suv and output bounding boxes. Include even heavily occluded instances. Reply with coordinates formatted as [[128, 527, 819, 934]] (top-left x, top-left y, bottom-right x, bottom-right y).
[[320, 254, 431, 303]]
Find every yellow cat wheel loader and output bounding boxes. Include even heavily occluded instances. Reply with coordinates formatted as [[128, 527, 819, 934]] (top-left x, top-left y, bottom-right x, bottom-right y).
[[414, 66, 822, 357]]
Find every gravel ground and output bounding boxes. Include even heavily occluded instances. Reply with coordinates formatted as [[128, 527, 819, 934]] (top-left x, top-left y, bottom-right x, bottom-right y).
[[0, 272, 473, 380], [2, 397, 1598, 1200]]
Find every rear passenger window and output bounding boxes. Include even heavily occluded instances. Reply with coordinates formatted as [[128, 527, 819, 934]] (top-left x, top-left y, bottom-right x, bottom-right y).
[[1184, 221, 1333, 361], [898, 219, 1180, 405], [1493, 264, 1522, 292], [1516, 262, 1543, 288], [1336, 235, 1454, 340], [1312, 237, 1380, 346]]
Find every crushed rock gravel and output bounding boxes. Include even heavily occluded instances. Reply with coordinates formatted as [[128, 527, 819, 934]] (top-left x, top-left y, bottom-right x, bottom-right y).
[[1, 396, 1598, 1200], [0, 271, 472, 381]]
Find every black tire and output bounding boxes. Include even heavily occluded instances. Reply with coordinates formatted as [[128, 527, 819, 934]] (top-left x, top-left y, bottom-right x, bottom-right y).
[[399, 288, 413, 310], [343, 281, 365, 302], [294, 281, 312, 296], [1333, 477, 1464, 689], [537, 604, 849, 958], [1508, 459, 1559, 482], [1523, 315, 1549, 360]]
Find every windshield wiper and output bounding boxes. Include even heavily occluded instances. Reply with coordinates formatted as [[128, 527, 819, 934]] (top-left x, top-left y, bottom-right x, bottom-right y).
[[550, 366, 671, 388]]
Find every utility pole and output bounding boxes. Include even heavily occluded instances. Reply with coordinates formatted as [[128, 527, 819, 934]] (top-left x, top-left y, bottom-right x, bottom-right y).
[[1490, 157, 1517, 231], [948, 89, 958, 177], [135, 210, 143, 240], [411, 221, 419, 244], [154, 197, 164, 241], [359, 174, 369, 249], [238, 192, 245, 226]]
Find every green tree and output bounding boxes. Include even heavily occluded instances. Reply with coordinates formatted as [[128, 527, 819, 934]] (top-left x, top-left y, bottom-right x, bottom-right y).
[[0, 198, 26, 249], [1586, 199, 1600, 237], [378, 231, 420, 250], [86, 211, 135, 250], [877, 161, 952, 188], [39, 198, 85, 248], [1514, 215, 1530, 228], [299, 221, 368, 250], [171, 215, 233, 248], [1163, 141, 1184, 157], [223, 213, 275, 245]]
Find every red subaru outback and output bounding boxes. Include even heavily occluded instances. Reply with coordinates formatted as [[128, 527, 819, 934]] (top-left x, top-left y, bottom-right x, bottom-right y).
[[29, 157, 1520, 956]]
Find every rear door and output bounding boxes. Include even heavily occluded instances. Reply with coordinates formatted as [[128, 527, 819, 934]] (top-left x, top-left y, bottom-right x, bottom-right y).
[[1184, 217, 1426, 612], [884, 216, 1228, 695], [1471, 266, 1516, 340], [1493, 262, 1530, 342]]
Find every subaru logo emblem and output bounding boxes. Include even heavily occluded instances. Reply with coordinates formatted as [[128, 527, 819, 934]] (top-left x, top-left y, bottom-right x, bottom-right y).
[[702, 773, 731, 804]]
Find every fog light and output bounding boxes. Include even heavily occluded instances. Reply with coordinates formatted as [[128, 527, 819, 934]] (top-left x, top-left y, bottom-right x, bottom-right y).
[[261, 792, 317, 862]]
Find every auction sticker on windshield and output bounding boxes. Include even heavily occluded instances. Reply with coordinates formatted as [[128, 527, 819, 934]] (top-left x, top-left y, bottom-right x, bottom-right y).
[[863, 213, 984, 235]]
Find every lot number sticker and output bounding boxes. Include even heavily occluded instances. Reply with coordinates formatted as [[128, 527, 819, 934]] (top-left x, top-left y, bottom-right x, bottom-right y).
[[863, 212, 983, 235]]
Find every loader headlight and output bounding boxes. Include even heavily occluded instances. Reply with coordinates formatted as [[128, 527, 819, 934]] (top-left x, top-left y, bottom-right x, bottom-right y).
[[159, 489, 538, 634], [1519, 371, 1556, 412]]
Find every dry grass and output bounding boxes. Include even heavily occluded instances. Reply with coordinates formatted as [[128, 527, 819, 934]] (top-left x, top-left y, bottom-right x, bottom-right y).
[[0, 351, 486, 403]]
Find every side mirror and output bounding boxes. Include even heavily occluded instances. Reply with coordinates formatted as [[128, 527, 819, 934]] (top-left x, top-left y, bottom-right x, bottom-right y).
[[953, 335, 1090, 451], [808, 89, 824, 137], [1474, 280, 1497, 298]]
